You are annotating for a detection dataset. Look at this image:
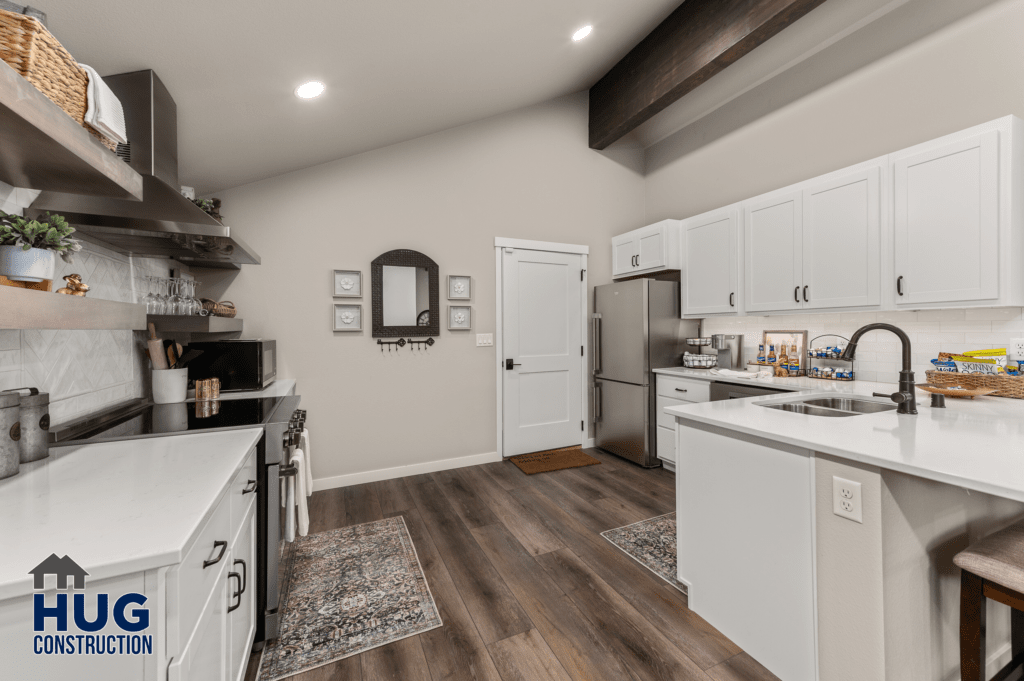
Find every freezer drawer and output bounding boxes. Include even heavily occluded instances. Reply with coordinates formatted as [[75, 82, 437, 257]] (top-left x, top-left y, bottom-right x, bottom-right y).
[[594, 379, 658, 467]]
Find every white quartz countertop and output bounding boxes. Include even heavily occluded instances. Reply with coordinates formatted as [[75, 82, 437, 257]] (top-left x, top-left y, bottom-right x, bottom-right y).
[[187, 378, 296, 401], [0, 428, 263, 601], [665, 385, 1024, 503]]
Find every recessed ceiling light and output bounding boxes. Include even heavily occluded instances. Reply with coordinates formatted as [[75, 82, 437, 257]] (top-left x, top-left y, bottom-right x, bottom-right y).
[[572, 25, 592, 42], [295, 81, 325, 99]]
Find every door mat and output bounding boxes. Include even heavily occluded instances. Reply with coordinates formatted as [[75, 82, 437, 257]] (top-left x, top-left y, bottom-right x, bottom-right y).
[[509, 445, 601, 475], [601, 512, 686, 594], [256, 516, 442, 681]]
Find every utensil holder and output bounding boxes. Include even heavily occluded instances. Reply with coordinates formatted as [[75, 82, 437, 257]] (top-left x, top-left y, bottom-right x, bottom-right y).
[[152, 368, 188, 404]]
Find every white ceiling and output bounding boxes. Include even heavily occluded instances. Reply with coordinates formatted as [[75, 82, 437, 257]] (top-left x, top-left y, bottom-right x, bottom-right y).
[[44, 0, 680, 194]]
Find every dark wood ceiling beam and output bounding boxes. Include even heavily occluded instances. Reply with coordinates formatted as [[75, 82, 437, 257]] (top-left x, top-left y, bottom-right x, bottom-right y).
[[589, 0, 828, 149]]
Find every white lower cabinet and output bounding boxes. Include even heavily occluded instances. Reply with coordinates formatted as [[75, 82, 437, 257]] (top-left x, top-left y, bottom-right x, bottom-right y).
[[655, 375, 708, 466], [229, 511, 257, 681]]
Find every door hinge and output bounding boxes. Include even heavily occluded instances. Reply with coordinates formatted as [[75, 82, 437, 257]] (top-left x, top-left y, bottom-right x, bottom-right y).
[[581, 269, 586, 281]]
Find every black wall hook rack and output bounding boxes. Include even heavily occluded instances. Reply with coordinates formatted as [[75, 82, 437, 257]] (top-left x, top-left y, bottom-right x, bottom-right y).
[[407, 338, 435, 350], [377, 338, 407, 353]]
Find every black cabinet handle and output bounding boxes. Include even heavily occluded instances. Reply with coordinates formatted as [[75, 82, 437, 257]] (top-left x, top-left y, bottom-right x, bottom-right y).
[[729, 292, 735, 307], [233, 558, 247, 593], [897, 275, 904, 296], [227, 572, 242, 612], [803, 285, 808, 303], [203, 540, 227, 569], [675, 388, 688, 393], [794, 286, 800, 303], [242, 480, 257, 495]]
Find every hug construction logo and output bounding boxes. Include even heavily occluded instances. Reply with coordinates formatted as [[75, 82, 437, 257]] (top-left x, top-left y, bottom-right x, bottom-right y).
[[29, 554, 153, 656]]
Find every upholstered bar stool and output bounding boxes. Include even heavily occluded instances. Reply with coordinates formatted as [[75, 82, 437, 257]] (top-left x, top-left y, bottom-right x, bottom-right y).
[[954, 519, 1024, 681]]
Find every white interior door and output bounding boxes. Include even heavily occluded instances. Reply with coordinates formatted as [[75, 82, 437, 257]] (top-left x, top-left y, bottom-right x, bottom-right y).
[[502, 248, 583, 456]]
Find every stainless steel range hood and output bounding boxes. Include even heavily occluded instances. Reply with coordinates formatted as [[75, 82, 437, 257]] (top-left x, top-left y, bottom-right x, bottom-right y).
[[30, 70, 259, 269]]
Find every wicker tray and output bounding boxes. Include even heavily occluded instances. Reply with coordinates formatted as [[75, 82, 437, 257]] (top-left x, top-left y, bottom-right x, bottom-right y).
[[925, 370, 1024, 400], [0, 9, 116, 151], [201, 299, 237, 318]]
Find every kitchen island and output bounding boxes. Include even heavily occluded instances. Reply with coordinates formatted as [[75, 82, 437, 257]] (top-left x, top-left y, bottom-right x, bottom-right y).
[[666, 388, 1024, 681]]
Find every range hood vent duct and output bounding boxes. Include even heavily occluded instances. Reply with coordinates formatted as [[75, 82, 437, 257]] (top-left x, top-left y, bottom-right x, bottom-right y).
[[30, 70, 259, 269]]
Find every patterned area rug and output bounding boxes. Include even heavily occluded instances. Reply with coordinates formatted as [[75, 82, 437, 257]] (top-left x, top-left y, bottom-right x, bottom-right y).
[[601, 512, 686, 594], [509, 445, 601, 474], [257, 516, 442, 681]]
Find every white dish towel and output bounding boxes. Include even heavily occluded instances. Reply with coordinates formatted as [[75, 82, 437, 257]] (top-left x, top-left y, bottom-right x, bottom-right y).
[[78, 64, 127, 144], [290, 447, 310, 537], [300, 428, 313, 495]]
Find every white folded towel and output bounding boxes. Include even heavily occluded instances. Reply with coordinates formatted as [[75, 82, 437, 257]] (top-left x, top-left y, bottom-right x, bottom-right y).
[[284, 474, 295, 542], [300, 429, 313, 496], [290, 448, 310, 537], [78, 64, 127, 145]]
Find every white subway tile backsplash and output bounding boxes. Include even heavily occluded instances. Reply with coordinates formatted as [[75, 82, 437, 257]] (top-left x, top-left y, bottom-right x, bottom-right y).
[[917, 309, 967, 322], [941, 321, 991, 332], [964, 307, 1023, 321]]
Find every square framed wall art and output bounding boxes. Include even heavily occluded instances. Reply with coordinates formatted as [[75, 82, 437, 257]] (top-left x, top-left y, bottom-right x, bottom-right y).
[[448, 275, 471, 300], [448, 305, 472, 330], [334, 270, 362, 298], [334, 303, 363, 331]]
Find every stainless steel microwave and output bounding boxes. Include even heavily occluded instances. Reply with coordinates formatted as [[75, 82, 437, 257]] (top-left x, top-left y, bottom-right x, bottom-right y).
[[186, 340, 277, 392]]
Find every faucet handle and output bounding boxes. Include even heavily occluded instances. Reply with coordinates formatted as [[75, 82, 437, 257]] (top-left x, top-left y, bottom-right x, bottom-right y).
[[874, 391, 909, 404]]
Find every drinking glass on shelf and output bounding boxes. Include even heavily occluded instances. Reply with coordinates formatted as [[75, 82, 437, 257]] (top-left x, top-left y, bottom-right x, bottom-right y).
[[144, 276, 159, 314], [169, 278, 185, 315], [157, 278, 171, 315]]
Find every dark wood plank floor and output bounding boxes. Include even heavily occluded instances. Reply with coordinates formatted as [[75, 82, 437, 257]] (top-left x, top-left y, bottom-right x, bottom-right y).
[[245, 448, 780, 681]]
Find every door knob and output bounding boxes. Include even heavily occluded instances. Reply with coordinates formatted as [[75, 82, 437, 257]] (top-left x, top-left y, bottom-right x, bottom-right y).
[[505, 359, 522, 370]]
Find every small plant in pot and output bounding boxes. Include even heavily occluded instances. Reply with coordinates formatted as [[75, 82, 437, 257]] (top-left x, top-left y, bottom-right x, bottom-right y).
[[0, 212, 82, 283]]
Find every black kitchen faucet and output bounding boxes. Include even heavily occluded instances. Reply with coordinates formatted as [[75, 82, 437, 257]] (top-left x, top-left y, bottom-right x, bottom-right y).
[[839, 323, 918, 415]]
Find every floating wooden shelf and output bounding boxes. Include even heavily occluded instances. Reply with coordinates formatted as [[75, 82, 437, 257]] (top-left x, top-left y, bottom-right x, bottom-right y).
[[0, 285, 146, 330], [0, 60, 144, 201], [147, 315, 243, 334]]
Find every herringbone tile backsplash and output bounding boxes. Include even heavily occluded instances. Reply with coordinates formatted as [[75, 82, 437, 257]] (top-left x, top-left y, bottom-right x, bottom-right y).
[[0, 241, 174, 425]]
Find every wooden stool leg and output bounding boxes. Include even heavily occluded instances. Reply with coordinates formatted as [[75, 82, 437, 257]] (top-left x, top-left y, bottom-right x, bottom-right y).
[[961, 571, 987, 681]]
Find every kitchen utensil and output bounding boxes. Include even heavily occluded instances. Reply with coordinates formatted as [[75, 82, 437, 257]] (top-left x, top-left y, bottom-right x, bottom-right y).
[[172, 348, 203, 370], [916, 383, 998, 399], [2, 387, 48, 463], [0, 391, 19, 480], [152, 368, 188, 404], [164, 340, 181, 368], [148, 322, 168, 370]]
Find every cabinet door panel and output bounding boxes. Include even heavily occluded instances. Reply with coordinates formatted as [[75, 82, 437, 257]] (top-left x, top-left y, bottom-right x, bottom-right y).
[[229, 512, 256, 681], [803, 168, 881, 309], [637, 228, 665, 271], [612, 234, 637, 276], [894, 131, 999, 305], [683, 209, 737, 316], [170, 562, 229, 681], [745, 191, 802, 313]]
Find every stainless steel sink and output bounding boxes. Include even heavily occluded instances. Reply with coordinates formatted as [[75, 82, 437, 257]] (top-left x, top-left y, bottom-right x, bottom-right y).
[[801, 398, 897, 414], [761, 403, 857, 417]]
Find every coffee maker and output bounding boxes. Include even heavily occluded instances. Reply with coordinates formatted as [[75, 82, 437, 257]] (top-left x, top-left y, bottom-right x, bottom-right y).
[[711, 334, 744, 370]]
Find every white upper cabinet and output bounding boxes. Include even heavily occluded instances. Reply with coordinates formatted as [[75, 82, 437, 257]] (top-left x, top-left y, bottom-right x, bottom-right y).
[[682, 206, 739, 316], [744, 190, 803, 313], [612, 219, 681, 278], [802, 167, 881, 310], [892, 129, 1001, 306]]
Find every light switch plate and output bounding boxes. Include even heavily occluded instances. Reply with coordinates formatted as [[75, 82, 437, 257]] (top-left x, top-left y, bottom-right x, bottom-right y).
[[833, 476, 863, 524], [476, 333, 493, 347]]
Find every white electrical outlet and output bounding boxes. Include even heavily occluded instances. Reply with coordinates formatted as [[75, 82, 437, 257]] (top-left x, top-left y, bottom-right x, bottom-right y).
[[1010, 338, 1024, 362], [476, 333, 493, 347], [833, 476, 863, 524]]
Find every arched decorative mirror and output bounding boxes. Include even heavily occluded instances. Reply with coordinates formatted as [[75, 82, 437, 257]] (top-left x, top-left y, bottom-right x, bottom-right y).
[[371, 249, 440, 337]]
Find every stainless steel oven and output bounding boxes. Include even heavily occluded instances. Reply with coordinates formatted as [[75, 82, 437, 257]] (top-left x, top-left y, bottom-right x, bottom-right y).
[[187, 340, 277, 392]]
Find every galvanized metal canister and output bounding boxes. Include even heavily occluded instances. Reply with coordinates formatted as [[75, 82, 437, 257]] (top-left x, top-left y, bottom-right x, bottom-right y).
[[6, 388, 49, 463], [0, 391, 20, 480]]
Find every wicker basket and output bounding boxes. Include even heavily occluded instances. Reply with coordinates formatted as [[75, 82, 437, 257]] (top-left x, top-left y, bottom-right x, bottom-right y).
[[201, 299, 237, 318], [0, 9, 117, 151], [925, 370, 1024, 400]]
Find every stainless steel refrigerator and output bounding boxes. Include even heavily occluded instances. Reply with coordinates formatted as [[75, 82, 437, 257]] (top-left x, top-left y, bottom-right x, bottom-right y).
[[593, 279, 701, 467]]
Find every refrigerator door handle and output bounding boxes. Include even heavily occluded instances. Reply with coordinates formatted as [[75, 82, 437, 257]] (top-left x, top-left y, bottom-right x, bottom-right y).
[[592, 315, 602, 374], [594, 382, 602, 422]]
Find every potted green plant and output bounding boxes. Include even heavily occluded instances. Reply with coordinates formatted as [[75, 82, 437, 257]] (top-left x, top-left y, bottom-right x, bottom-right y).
[[0, 211, 82, 282]]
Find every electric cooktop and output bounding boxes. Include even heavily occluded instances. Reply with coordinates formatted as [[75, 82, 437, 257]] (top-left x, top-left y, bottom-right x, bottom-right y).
[[50, 397, 287, 446]]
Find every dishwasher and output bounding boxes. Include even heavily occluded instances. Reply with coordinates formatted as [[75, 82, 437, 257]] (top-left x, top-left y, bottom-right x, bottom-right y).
[[709, 381, 792, 401]]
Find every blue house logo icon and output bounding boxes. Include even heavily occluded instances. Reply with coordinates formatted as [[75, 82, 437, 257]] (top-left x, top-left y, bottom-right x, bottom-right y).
[[29, 554, 153, 656]]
